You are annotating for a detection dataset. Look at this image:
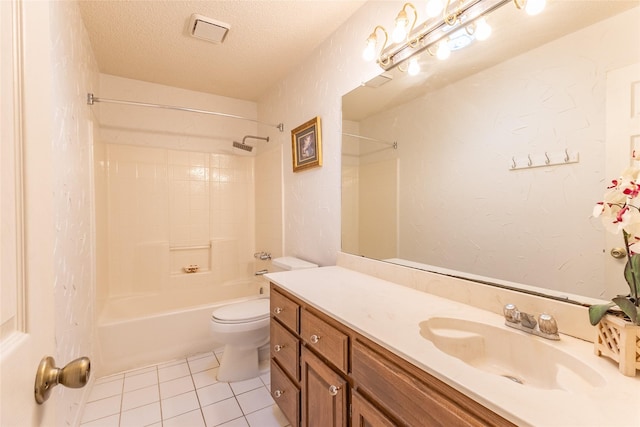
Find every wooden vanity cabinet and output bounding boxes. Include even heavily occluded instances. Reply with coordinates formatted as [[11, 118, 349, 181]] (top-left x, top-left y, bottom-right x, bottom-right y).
[[270, 283, 350, 427], [269, 283, 515, 427], [301, 346, 348, 427], [351, 390, 396, 427], [270, 287, 301, 427], [351, 336, 515, 427]]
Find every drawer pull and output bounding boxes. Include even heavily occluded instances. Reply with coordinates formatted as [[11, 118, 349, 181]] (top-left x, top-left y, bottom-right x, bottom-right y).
[[273, 307, 283, 314], [273, 344, 285, 352], [328, 385, 340, 396], [273, 389, 284, 398], [310, 334, 320, 344]]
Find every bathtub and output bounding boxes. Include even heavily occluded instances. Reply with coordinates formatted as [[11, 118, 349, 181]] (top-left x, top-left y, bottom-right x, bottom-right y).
[[96, 278, 268, 376]]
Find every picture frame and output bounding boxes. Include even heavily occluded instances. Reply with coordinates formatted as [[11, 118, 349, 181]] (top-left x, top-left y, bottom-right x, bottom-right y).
[[291, 116, 322, 172]]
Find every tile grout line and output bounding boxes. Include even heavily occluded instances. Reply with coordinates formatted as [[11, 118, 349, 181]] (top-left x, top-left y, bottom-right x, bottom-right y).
[[155, 365, 163, 426], [186, 353, 208, 426]]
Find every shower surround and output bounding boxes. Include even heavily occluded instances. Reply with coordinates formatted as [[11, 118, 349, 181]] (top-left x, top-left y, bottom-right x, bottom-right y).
[[93, 74, 282, 376]]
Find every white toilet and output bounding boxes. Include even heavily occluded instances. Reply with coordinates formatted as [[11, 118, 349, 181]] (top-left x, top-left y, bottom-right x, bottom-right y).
[[210, 256, 318, 382]]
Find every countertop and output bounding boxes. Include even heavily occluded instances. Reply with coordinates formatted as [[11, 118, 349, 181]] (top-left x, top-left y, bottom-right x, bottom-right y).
[[265, 266, 640, 427]]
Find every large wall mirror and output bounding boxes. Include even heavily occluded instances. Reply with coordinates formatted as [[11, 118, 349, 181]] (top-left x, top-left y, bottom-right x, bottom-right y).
[[342, 1, 640, 304]]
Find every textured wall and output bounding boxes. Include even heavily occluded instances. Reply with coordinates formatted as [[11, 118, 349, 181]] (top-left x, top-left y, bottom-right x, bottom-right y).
[[257, 1, 399, 266], [49, 1, 99, 425]]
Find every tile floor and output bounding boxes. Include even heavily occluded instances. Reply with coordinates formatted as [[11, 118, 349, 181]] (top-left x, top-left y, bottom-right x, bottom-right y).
[[79, 351, 290, 427]]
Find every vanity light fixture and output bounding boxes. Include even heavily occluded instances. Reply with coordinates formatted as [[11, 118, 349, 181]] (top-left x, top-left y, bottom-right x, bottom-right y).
[[362, 25, 389, 64], [407, 57, 421, 75], [436, 40, 451, 60], [392, 3, 419, 43], [469, 17, 492, 41], [514, 0, 546, 16], [362, 0, 545, 72]]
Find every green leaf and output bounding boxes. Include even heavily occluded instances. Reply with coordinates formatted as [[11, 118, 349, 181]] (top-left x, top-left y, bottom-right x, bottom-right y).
[[624, 254, 640, 297], [588, 303, 614, 326], [612, 297, 640, 325]]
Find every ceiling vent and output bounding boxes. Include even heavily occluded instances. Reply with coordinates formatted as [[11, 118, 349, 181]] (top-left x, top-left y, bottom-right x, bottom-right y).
[[188, 14, 230, 44]]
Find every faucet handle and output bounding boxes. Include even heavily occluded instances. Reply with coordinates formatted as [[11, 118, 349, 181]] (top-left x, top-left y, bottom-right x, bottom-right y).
[[538, 313, 558, 335], [503, 304, 519, 323]]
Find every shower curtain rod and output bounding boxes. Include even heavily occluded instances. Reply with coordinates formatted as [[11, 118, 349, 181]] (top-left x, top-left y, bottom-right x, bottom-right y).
[[342, 132, 397, 149], [87, 93, 284, 132]]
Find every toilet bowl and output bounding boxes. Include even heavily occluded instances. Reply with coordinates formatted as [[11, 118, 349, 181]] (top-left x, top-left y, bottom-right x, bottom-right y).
[[210, 298, 270, 382], [210, 256, 318, 382]]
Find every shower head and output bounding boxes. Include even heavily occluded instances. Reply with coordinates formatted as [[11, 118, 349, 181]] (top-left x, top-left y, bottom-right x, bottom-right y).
[[233, 141, 253, 152]]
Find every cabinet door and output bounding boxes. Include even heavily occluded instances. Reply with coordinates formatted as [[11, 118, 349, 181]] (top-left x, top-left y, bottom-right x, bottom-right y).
[[301, 347, 348, 427], [351, 390, 396, 427]]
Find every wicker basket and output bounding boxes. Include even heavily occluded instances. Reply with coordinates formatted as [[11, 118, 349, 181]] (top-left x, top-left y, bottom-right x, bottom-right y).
[[594, 314, 640, 376]]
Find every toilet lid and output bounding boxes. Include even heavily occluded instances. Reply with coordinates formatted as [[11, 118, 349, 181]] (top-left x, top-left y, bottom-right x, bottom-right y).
[[211, 299, 270, 323]]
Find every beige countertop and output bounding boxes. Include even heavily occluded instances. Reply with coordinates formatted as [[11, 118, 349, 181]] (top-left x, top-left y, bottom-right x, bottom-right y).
[[266, 265, 640, 427]]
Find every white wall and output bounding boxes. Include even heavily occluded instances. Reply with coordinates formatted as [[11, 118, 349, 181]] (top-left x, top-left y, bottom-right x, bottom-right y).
[[257, 1, 401, 266], [49, 1, 100, 424]]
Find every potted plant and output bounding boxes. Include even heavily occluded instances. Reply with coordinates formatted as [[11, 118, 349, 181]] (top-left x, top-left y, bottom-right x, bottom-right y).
[[592, 158, 640, 376]]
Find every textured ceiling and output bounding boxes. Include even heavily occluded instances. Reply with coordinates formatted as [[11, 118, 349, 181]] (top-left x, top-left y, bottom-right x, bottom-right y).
[[78, 0, 367, 101]]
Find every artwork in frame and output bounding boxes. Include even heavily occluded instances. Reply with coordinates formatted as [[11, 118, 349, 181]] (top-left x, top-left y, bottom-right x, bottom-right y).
[[291, 116, 322, 172]]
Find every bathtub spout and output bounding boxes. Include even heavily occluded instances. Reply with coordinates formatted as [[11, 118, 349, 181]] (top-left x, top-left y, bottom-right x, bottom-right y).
[[255, 269, 268, 276]]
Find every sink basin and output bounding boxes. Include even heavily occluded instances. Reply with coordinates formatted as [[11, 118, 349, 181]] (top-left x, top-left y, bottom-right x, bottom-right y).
[[419, 317, 605, 393]]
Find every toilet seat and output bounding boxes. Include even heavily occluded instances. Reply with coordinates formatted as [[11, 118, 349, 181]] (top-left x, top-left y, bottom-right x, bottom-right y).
[[211, 298, 269, 324]]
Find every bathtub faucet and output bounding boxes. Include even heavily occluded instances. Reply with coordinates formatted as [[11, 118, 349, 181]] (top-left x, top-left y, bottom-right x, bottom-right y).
[[255, 269, 268, 276], [254, 251, 271, 261]]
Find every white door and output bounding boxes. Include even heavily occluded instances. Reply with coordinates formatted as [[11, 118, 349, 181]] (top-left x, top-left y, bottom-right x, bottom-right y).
[[1, 0, 57, 425], [605, 62, 640, 298]]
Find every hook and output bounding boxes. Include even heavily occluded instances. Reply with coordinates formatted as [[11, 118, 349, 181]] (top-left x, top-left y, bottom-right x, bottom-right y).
[[527, 154, 533, 167], [544, 152, 550, 165], [564, 149, 570, 162], [511, 157, 517, 169]]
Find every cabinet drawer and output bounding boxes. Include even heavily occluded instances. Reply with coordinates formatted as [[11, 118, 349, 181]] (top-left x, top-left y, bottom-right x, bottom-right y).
[[300, 309, 348, 373], [271, 288, 299, 333], [352, 339, 514, 427], [271, 359, 300, 427], [271, 319, 300, 381]]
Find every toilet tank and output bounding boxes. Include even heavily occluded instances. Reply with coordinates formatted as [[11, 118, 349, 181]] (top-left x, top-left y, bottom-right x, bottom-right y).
[[271, 256, 318, 272]]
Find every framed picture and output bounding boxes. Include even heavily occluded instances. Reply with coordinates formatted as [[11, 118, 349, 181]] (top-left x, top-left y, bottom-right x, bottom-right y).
[[291, 117, 322, 172]]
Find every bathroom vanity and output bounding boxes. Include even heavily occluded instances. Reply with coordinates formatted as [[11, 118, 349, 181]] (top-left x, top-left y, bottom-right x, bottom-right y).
[[266, 262, 640, 427], [270, 282, 513, 426]]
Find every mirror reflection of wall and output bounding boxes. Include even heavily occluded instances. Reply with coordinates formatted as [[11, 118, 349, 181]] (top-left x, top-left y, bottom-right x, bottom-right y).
[[342, 3, 640, 302]]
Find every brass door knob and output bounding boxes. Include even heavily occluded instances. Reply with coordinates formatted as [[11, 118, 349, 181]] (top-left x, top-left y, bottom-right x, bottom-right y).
[[610, 247, 627, 259], [34, 356, 91, 404]]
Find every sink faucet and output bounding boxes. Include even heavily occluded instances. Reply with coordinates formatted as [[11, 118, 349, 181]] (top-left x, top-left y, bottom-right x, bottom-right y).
[[503, 304, 559, 340]]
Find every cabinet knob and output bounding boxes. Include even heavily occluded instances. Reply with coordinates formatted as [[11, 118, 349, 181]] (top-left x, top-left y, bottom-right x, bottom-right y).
[[273, 344, 284, 352], [273, 307, 283, 314], [310, 334, 320, 344], [328, 385, 340, 396], [273, 389, 284, 398]]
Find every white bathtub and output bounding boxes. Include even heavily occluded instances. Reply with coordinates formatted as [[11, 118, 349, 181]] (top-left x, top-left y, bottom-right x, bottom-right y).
[[96, 279, 268, 376]]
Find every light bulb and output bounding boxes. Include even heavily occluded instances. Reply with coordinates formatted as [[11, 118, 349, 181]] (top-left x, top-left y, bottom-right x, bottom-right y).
[[362, 38, 377, 61], [392, 20, 408, 43], [426, 0, 443, 18], [525, 0, 546, 15], [436, 41, 450, 60], [407, 58, 420, 76], [474, 18, 491, 41]]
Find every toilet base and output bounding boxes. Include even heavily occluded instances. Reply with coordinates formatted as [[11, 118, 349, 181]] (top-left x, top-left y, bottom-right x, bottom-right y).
[[216, 345, 260, 382]]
